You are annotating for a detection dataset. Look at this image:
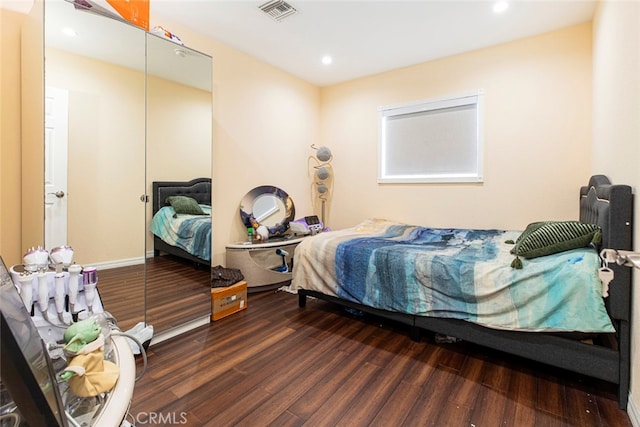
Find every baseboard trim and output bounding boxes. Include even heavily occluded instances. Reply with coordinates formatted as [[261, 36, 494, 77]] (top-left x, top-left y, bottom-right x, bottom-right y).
[[91, 251, 197, 269], [629, 393, 639, 426], [91, 251, 190, 269], [148, 315, 210, 346], [90, 257, 144, 270]]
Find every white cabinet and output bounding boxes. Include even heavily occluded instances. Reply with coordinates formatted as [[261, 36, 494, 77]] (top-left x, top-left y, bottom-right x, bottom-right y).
[[225, 237, 306, 292]]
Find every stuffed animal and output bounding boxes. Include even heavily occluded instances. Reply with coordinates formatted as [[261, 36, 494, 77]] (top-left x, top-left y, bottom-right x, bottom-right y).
[[60, 317, 119, 397], [60, 349, 119, 397], [63, 317, 101, 354]]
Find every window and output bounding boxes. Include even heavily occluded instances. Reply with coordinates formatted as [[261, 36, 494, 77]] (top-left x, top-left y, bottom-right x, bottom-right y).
[[378, 91, 483, 183]]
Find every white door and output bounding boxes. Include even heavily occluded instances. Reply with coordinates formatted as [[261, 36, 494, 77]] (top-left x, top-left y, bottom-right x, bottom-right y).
[[44, 87, 69, 251]]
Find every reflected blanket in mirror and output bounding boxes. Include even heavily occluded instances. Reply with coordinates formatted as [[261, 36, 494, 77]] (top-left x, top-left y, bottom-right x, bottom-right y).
[[150, 205, 211, 261]]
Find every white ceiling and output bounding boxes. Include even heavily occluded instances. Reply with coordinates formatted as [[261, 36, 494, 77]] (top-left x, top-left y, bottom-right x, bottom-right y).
[[3, 0, 597, 87], [150, 0, 597, 87]]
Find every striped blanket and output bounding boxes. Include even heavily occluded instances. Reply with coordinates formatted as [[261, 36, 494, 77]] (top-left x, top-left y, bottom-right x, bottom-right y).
[[291, 219, 614, 333], [150, 205, 211, 261]]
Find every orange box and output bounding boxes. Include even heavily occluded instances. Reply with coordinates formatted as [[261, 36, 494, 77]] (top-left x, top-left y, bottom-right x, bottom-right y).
[[107, 0, 150, 31], [211, 281, 247, 321]]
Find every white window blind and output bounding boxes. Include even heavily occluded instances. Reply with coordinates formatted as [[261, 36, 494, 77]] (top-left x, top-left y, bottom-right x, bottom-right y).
[[378, 92, 483, 183]]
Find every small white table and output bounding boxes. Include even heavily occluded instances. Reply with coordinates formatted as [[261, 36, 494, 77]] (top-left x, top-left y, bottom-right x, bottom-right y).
[[225, 236, 307, 292]]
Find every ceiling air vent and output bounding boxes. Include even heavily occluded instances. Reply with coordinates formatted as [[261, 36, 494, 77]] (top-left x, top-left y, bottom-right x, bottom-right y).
[[259, 0, 297, 22]]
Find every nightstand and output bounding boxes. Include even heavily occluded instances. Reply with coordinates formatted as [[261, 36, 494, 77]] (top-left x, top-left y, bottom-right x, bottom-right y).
[[225, 236, 307, 292]]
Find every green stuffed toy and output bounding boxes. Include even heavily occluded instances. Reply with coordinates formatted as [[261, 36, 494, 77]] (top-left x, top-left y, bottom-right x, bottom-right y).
[[63, 318, 102, 355], [60, 318, 119, 393]]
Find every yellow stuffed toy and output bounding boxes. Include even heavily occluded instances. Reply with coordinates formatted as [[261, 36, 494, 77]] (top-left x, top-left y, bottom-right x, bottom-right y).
[[61, 318, 120, 397], [61, 348, 119, 397]]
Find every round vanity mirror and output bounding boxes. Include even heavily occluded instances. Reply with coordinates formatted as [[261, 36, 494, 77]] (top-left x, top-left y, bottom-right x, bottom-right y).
[[240, 186, 295, 236]]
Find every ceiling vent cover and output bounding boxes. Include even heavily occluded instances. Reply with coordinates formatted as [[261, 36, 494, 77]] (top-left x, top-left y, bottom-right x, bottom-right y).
[[259, 0, 297, 22]]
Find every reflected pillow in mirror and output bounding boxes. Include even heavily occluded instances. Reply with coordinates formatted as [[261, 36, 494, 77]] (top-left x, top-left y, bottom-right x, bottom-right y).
[[165, 196, 207, 217]]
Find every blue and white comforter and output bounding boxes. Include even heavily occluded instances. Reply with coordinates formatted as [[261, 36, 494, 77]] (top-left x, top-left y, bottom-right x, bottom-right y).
[[291, 218, 614, 333], [150, 205, 211, 261]]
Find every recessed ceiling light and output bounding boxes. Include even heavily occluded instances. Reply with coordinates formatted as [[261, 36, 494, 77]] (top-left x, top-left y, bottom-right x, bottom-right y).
[[62, 27, 77, 37], [493, 1, 509, 13], [321, 55, 332, 65]]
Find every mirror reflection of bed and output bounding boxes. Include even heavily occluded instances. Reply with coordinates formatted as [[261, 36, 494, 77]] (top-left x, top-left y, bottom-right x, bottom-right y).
[[98, 179, 212, 334], [147, 178, 212, 331], [143, 35, 213, 335]]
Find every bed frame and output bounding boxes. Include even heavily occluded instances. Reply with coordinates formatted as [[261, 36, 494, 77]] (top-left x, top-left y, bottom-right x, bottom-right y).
[[152, 178, 212, 266], [298, 175, 633, 408]]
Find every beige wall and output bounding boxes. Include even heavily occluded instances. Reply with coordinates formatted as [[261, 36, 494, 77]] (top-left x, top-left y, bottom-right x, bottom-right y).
[[592, 0, 640, 411], [0, 8, 25, 267], [20, 0, 43, 262], [46, 48, 146, 265], [320, 23, 593, 232], [147, 14, 321, 264]]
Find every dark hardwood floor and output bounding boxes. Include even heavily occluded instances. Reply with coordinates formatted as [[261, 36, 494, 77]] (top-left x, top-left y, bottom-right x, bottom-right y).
[[99, 255, 210, 333], [98, 263, 145, 331], [128, 290, 631, 426]]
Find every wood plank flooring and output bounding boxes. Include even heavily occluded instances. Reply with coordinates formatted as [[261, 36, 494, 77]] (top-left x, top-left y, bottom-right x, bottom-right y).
[[129, 290, 631, 426], [98, 255, 210, 333]]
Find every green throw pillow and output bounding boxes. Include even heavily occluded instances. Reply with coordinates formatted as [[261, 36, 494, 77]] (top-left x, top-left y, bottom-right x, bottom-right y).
[[508, 221, 601, 269], [165, 196, 207, 217]]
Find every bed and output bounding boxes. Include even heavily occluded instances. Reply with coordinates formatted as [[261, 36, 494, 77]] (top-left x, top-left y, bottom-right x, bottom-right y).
[[292, 175, 633, 408], [151, 178, 212, 266]]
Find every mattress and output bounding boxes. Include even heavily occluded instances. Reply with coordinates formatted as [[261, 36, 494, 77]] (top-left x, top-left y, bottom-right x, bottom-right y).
[[291, 219, 614, 333], [150, 205, 212, 261]]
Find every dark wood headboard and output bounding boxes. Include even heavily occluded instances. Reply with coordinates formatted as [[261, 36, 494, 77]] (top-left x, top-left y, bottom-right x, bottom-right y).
[[579, 175, 633, 323], [152, 178, 212, 215]]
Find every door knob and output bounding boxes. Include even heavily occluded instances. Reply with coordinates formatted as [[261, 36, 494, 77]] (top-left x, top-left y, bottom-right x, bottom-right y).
[[48, 190, 65, 198]]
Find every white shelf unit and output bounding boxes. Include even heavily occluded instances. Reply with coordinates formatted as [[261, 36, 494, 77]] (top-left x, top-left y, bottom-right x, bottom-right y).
[[225, 236, 307, 292]]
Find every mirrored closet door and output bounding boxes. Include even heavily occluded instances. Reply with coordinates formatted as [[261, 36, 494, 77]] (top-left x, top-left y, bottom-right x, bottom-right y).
[[43, 1, 213, 335], [44, 1, 146, 331], [145, 33, 213, 334]]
